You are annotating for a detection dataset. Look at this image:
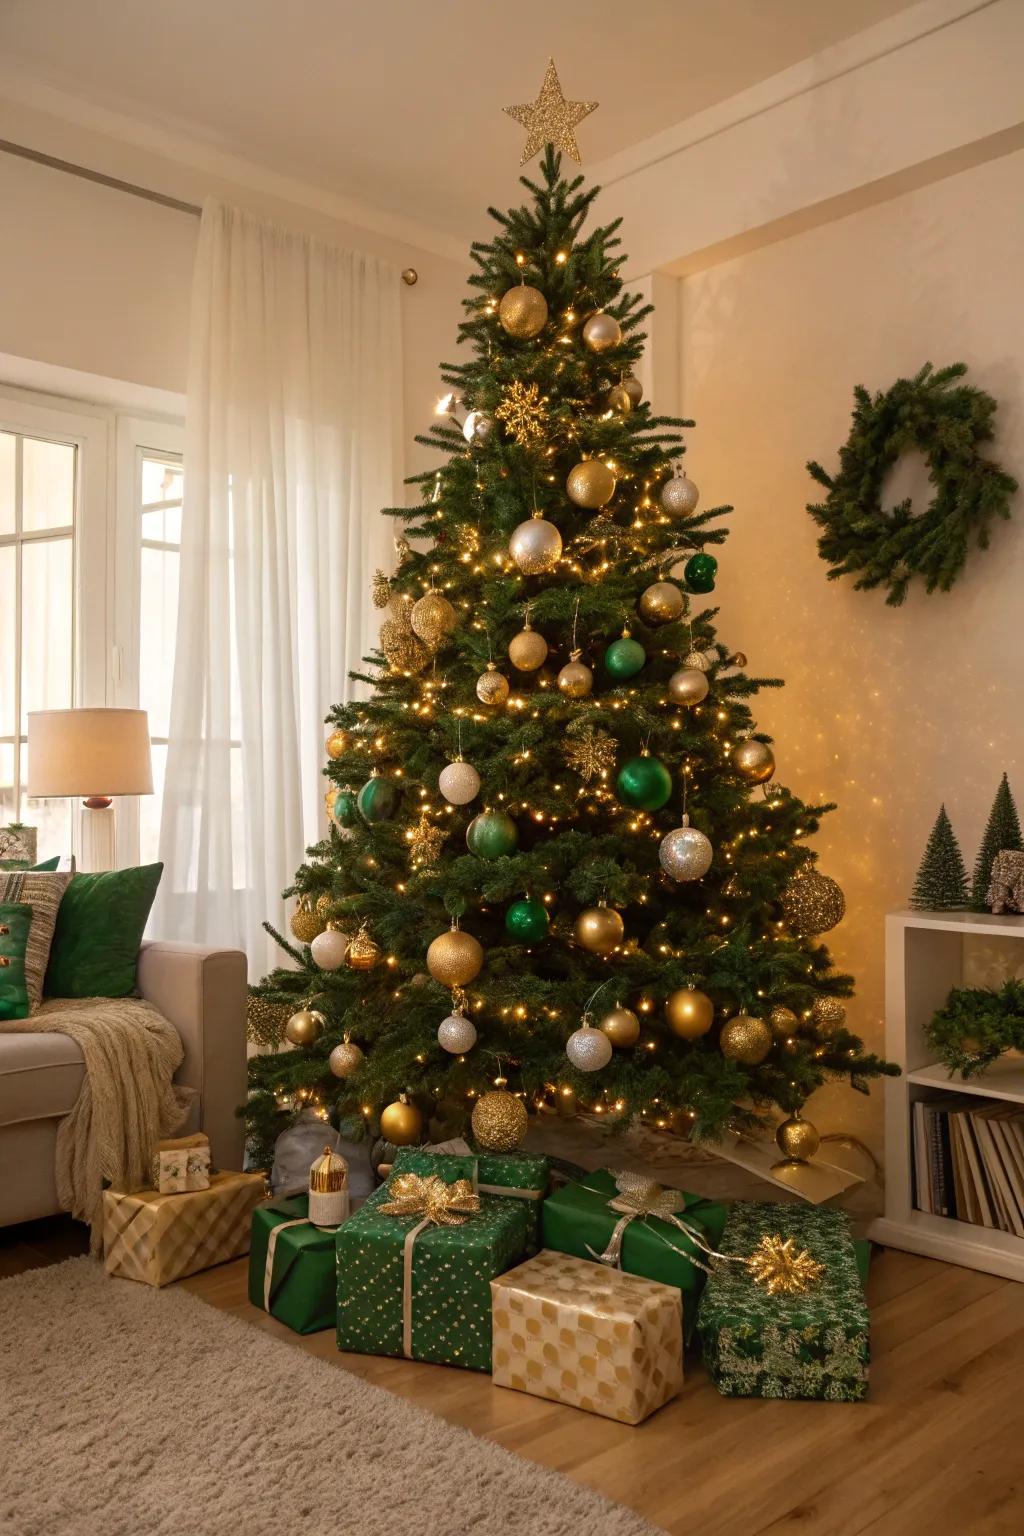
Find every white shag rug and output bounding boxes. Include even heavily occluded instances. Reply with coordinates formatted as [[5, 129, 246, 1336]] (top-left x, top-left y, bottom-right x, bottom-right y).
[[0, 1259, 661, 1536]]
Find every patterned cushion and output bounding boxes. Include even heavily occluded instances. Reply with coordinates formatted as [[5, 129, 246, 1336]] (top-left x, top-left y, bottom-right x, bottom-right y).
[[0, 902, 33, 1020], [0, 871, 72, 1012]]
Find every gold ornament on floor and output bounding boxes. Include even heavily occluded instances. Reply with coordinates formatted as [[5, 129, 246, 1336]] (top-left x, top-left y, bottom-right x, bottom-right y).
[[427, 925, 484, 987], [811, 996, 847, 1033], [639, 581, 685, 625], [471, 1077, 529, 1151], [246, 993, 290, 1049], [495, 380, 549, 447], [666, 987, 715, 1040], [733, 738, 776, 784], [508, 621, 548, 671], [581, 311, 622, 353], [284, 1008, 326, 1049], [329, 1039, 364, 1078], [747, 1234, 826, 1297], [325, 727, 350, 759], [574, 903, 625, 956], [379, 1095, 423, 1147], [557, 651, 593, 698], [567, 458, 616, 509], [781, 868, 846, 935], [719, 1013, 772, 1065], [775, 1112, 820, 1162], [599, 1005, 641, 1048], [407, 811, 446, 869], [509, 513, 562, 574], [476, 662, 510, 707], [345, 925, 380, 971], [503, 56, 598, 166], [290, 897, 325, 944], [410, 590, 457, 651], [498, 283, 549, 340], [768, 1004, 799, 1041], [380, 594, 431, 674], [563, 726, 616, 782]]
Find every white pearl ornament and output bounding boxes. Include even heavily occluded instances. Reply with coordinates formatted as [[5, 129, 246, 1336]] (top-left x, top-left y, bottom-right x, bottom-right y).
[[309, 928, 350, 970], [566, 1025, 613, 1072], [437, 1012, 478, 1054], [438, 760, 481, 806]]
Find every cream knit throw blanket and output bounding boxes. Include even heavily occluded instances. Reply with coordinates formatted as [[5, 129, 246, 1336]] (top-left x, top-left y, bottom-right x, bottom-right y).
[[0, 998, 192, 1250]]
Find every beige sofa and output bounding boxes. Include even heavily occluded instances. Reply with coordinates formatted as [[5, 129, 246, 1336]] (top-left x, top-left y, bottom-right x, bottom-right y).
[[0, 940, 248, 1229]]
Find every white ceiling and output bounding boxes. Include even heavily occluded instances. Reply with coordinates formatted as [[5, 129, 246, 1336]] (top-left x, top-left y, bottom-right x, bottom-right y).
[[0, 0, 917, 243]]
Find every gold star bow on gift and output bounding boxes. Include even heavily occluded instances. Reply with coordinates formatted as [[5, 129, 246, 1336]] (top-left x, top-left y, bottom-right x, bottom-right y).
[[747, 1234, 826, 1296], [504, 59, 598, 166]]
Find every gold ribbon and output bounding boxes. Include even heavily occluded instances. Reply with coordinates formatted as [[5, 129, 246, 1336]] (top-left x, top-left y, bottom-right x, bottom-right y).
[[591, 1170, 700, 1267], [379, 1174, 482, 1358], [263, 1217, 309, 1310]]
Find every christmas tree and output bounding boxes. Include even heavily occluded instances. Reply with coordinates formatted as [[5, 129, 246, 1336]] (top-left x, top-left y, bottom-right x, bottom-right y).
[[910, 806, 968, 910], [245, 95, 897, 1168], [972, 773, 1023, 909]]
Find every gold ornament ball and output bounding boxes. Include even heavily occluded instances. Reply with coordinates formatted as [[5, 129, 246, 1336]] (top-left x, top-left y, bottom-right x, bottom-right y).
[[622, 375, 643, 407], [666, 988, 715, 1040], [581, 310, 622, 353], [410, 591, 457, 650], [379, 1098, 423, 1147], [557, 655, 593, 698], [566, 459, 616, 510], [509, 516, 562, 574], [606, 384, 633, 415], [345, 930, 380, 971], [284, 1008, 326, 1048], [380, 613, 430, 674], [639, 581, 685, 625], [508, 624, 548, 671], [720, 1013, 772, 1065], [290, 899, 325, 944], [733, 738, 776, 784], [599, 1005, 641, 1048], [574, 905, 625, 956], [775, 1112, 820, 1162], [325, 728, 349, 760], [668, 667, 709, 706], [811, 996, 847, 1033], [781, 869, 846, 935], [471, 1088, 529, 1152], [498, 284, 549, 340], [768, 1004, 799, 1041], [315, 892, 337, 921], [426, 928, 484, 987], [476, 664, 510, 707], [329, 1041, 364, 1078]]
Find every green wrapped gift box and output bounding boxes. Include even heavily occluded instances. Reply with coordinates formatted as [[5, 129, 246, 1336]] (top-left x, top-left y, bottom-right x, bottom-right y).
[[392, 1147, 549, 1254], [697, 1201, 870, 1402], [248, 1195, 337, 1335], [541, 1169, 728, 1342], [336, 1179, 528, 1371]]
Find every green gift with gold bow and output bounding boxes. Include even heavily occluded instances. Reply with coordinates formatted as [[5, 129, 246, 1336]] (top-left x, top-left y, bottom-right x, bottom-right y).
[[336, 1171, 528, 1371], [391, 1146, 550, 1254], [541, 1169, 728, 1341], [248, 1195, 337, 1335]]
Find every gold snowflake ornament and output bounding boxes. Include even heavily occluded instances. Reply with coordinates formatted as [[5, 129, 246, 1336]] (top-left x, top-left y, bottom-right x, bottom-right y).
[[564, 727, 617, 783], [495, 380, 549, 448], [407, 812, 446, 869], [504, 59, 598, 166], [746, 1234, 826, 1296]]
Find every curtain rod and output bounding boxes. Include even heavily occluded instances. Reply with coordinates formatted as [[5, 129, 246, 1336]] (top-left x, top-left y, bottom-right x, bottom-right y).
[[0, 137, 421, 283]]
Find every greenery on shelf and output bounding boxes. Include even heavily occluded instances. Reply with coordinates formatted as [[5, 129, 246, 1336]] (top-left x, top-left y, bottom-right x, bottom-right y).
[[925, 979, 1024, 1077], [245, 147, 898, 1171], [972, 773, 1023, 911], [910, 805, 968, 911]]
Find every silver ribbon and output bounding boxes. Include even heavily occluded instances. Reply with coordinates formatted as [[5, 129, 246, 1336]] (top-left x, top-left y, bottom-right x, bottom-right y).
[[587, 1169, 722, 1276], [263, 1216, 309, 1310]]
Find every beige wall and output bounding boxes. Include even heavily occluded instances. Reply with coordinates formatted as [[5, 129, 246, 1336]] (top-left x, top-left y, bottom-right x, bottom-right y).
[[678, 148, 1024, 1153]]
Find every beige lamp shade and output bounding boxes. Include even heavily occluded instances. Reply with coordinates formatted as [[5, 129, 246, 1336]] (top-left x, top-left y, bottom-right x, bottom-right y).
[[28, 709, 154, 798]]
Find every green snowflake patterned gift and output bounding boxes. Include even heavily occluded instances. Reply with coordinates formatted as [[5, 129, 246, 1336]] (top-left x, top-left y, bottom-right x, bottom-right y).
[[336, 1170, 528, 1371], [391, 1146, 550, 1254], [697, 1202, 869, 1402]]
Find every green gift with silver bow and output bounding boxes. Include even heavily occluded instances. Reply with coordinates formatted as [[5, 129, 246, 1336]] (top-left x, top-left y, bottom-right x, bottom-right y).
[[541, 1168, 728, 1341], [391, 1146, 549, 1254]]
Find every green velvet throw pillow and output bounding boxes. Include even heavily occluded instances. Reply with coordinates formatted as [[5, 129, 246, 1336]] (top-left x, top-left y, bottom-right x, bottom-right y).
[[0, 902, 33, 1020], [44, 863, 163, 999], [0, 856, 61, 871]]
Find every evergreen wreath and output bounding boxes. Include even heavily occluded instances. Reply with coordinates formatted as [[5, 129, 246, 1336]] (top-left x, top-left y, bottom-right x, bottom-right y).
[[807, 362, 1017, 606], [925, 979, 1024, 1077]]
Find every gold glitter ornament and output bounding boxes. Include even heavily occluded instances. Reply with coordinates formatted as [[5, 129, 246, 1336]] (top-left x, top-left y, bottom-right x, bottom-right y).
[[775, 1112, 821, 1162], [599, 1005, 641, 1048], [508, 622, 548, 671], [476, 662, 510, 707], [290, 898, 325, 944], [410, 590, 457, 650], [733, 738, 776, 784], [719, 1013, 772, 1065], [498, 283, 549, 340], [811, 996, 847, 1033], [426, 925, 484, 987], [371, 570, 392, 609], [509, 514, 562, 574], [573, 904, 625, 956], [329, 1040, 364, 1078], [557, 652, 593, 698], [471, 1079, 529, 1151], [781, 868, 846, 935], [246, 993, 290, 1049], [768, 1004, 799, 1040], [495, 380, 549, 447], [379, 1095, 423, 1147], [380, 595, 430, 674], [566, 458, 616, 509], [639, 581, 685, 625], [563, 726, 616, 781], [683, 650, 711, 672], [325, 728, 349, 759], [407, 811, 446, 868], [315, 892, 338, 920], [284, 1008, 326, 1048], [345, 926, 380, 971], [666, 988, 715, 1040], [581, 311, 622, 353], [747, 1234, 825, 1296], [503, 57, 598, 166]]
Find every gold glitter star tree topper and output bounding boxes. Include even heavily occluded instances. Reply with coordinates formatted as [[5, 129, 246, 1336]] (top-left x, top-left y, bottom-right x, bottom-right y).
[[504, 58, 598, 166]]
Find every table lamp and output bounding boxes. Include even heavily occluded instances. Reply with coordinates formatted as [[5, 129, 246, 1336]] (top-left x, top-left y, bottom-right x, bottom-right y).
[[27, 708, 153, 872]]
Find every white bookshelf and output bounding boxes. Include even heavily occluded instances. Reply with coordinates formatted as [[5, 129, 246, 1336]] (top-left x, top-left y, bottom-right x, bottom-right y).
[[869, 910, 1024, 1282]]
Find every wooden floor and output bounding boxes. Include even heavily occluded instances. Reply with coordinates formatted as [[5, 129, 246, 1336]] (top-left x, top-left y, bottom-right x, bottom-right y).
[[4, 1217, 1023, 1535]]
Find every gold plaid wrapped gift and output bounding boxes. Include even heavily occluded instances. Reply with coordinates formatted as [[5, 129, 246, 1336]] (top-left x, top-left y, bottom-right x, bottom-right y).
[[491, 1249, 683, 1425], [103, 1171, 267, 1287]]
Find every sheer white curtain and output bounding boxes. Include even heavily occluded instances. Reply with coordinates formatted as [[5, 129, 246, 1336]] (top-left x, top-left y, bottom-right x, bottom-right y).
[[156, 200, 403, 969]]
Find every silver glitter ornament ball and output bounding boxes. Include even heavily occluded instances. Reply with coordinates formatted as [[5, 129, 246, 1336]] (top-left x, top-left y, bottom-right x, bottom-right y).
[[437, 1012, 478, 1054], [660, 820, 714, 882], [581, 311, 622, 353], [684, 650, 710, 672], [509, 516, 562, 575], [438, 760, 481, 806], [668, 667, 709, 706], [660, 471, 700, 516], [565, 1026, 613, 1072], [638, 581, 685, 625]]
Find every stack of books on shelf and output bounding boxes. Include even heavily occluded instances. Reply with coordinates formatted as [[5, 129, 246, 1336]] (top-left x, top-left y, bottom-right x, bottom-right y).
[[913, 1096, 1024, 1237]]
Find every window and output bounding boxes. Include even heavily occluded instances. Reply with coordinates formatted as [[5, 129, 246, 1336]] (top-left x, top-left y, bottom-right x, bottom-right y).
[[137, 448, 183, 865]]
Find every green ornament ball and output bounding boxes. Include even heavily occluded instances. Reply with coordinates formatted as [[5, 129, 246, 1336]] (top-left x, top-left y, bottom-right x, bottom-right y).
[[357, 774, 399, 823], [504, 898, 550, 943], [684, 553, 718, 594], [604, 635, 647, 680], [332, 789, 358, 827], [466, 810, 519, 860], [616, 755, 673, 811]]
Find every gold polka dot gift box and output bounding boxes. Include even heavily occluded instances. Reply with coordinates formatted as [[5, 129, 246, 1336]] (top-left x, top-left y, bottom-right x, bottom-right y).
[[490, 1249, 684, 1425]]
